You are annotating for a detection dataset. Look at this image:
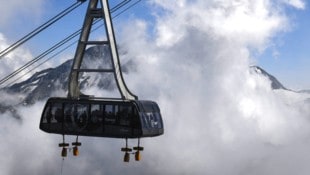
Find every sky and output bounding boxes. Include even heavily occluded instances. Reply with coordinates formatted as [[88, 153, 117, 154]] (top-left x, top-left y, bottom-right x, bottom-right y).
[[0, 0, 309, 89], [1, 0, 310, 175], [256, 3, 310, 90]]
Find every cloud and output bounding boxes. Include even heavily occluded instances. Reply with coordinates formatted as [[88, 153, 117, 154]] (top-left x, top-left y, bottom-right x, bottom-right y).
[[0, 1, 48, 86], [0, 34, 35, 86], [0, 34, 57, 87], [0, 0, 44, 27], [152, 0, 290, 51], [0, 103, 59, 175], [118, 0, 310, 174], [283, 0, 305, 9], [1, 0, 310, 175], [0, 33, 54, 87]]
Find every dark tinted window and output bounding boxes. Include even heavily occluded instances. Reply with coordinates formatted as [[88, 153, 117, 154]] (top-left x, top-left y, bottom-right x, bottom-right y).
[[51, 103, 63, 123], [118, 105, 132, 126], [143, 103, 155, 112], [42, 104, 51, 123], [91, 104, 103, 123], [64, 103, 74, 123], [105, 104, 116, 124], [75, 104, 89, 129], [89, 104, 103, 131]]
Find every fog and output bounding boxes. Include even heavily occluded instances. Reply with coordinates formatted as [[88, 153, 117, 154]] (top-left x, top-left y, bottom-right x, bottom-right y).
[[1, 0, 310, 175]]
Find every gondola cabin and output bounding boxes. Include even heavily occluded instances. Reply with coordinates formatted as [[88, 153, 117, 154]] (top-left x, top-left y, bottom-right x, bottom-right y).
[[35, 0, 164, 161], [40, 97, 164, 138]]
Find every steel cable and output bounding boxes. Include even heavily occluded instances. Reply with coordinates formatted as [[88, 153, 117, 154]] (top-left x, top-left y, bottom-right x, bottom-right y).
[[0, 1, 85, 59], [0, 0, 142, 87]]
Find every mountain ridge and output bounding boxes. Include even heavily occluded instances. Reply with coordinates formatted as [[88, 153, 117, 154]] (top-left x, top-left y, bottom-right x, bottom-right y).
[[250, 65, 288, 90], [0, 45, 308, 118]]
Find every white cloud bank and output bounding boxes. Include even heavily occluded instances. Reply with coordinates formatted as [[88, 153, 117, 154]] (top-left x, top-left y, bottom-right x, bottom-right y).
[[0, 34, 34, 82], [0, 0, 46, 85], [0, 0, 310, 175], [284, 0, 305, 9]]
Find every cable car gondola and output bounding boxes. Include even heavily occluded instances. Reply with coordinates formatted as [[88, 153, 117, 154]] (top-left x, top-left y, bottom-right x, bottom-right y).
[[39, 0, 164, 161], [40, 97, 163, 138]]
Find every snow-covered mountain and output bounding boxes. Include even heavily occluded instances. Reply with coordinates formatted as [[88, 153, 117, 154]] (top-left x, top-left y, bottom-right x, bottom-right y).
[[250, 65, 288, 90], [0, 45, 308, 117], [2, 45, 127, 103], [0, 45, 132, 116]]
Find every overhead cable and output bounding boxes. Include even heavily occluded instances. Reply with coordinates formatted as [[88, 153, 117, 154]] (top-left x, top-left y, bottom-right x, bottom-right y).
[[110, 0, 131, 13], [113, 0, 141, 19], [0, 1, 85, 59], [0, 0, 143, 87]]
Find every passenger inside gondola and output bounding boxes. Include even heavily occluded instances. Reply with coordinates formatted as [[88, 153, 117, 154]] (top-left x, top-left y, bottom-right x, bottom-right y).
[[55, 108, 63, 123], [89, 104, 102, 131], [105, 105, 116, 125], [118, 105, 131, 126], [64, 104, 74, 123]]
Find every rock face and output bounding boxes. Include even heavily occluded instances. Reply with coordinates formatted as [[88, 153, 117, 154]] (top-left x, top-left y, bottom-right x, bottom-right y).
[[0, 45, 309, 117], [250, 66, 288, 90], [2, 45, 119, 105], [8, 62, 71, 104], [0, 45, 123, 117]]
